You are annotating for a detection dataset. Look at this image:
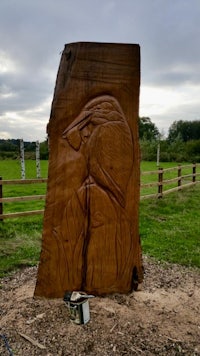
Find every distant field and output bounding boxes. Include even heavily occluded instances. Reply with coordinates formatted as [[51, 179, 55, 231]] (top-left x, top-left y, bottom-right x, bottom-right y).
[[0, 160, 194, 213], [140, 161, 199, 197], [0, 160, 199, 276], [0, 160, 48, 214], [0, 159, 48, 179], [0, 159, 188, 178], [0, 159, 185, 179], [0, 159, 199, 213]]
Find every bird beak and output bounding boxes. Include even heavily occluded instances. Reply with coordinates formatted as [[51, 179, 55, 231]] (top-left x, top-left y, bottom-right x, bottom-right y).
[[62, 110, 91, 151], [63, 110, 91, 137]]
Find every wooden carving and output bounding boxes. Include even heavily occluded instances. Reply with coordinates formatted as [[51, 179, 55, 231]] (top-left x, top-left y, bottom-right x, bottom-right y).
[[34, 42, 143, 297]]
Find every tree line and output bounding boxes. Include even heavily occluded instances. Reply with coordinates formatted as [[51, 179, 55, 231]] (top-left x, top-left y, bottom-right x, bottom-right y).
[[139, 118, 200, 162], [0, 139, 48, 160], [0, 118, 200, 162]]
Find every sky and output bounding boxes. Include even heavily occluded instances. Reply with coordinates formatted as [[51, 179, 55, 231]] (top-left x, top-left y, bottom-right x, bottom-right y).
[[0, 0, 200, 142]]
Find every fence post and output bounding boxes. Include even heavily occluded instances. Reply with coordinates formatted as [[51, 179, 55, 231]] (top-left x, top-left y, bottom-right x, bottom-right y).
[[178, 165, 182, 189], [20, 139, 25, 179], [158, 167, 163, 198], [0, 177, 3, 221], [192, 163, 196, 183], [36, 141, 41, 178], [156, 142, 160, 167]]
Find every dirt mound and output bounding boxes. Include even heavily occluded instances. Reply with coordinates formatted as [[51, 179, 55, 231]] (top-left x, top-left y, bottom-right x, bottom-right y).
[[0, 256, 200, 355]]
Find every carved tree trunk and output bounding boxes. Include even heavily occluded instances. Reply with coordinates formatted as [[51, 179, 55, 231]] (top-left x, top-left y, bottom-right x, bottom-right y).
[[34, 42, 143, 297]]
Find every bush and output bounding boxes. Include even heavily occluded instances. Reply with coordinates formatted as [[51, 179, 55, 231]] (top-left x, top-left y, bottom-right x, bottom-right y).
[[140, 139, 200, 163], [140, 140, 157, 161]]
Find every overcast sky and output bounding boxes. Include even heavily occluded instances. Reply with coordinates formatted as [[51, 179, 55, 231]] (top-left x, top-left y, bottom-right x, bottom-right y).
[[0, 0, 200, 142]]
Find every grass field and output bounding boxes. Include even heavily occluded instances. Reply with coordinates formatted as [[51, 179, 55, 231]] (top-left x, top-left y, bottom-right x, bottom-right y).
[[140, 184, 200, 267], [140, 161, 199, 196], [0, 160, 199, 277], [0, 160, 48, 214]]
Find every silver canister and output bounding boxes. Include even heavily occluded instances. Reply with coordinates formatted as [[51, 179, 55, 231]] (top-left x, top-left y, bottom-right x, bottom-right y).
[[64, 291, 94, 324]]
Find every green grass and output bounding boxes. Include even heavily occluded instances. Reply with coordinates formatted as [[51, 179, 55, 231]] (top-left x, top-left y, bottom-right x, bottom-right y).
[[0, 160, 199, 277], [0, 160, 48, 214], [0, 216, 43, 277], [140, 161, 199, 196], [0, 160, 47, 276], [0, 159, 48, 179], [140, 183, 200, 268]]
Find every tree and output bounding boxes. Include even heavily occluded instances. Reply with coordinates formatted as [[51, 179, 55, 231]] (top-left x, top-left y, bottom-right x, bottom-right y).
[[40, 138, 49, 160], [168, 120, 200, 142], [0, 139, 18, 152], [139, 117, 160, 141], [185, 140, 200, 162]]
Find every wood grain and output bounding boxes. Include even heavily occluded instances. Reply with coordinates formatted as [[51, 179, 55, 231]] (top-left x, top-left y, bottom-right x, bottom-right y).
[[34, 42, 143, 297]]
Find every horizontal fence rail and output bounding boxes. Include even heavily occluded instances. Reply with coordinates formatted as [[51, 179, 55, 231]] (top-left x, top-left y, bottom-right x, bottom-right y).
[[140, 163, 200, 200], [0, 178, 47, 220], [0, 163, 200, 219]]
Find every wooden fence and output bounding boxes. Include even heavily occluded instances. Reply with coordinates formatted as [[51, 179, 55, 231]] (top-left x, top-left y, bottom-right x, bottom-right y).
[[0, 178, 47, 220], [140, 163, 200, 200], [0, 164, 200, 220]]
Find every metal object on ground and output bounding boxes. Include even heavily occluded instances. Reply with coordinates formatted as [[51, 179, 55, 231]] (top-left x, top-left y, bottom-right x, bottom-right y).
[[63, 291, 94, 325]]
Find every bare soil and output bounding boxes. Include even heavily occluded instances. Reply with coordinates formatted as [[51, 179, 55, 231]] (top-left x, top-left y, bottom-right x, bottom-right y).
[[0, 256, 200, 355]]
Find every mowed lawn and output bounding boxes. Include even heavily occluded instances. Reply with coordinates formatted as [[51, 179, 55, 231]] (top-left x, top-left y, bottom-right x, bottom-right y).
[[140, 184, 200, 267], [0, 160, 199, 277], [0, 160, 48, 214]]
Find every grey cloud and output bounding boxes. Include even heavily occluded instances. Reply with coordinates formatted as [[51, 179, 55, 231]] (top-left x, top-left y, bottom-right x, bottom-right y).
[[0, 118, 47, 141], [143, 65, 200, 88], [0, 0, 200, 139], [152, 101, 200, 134], [0, 70, 53, 114]]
